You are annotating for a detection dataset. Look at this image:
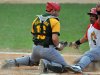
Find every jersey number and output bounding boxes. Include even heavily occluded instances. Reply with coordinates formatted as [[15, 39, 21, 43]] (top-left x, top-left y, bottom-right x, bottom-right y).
[[36, 25, 46, 39]]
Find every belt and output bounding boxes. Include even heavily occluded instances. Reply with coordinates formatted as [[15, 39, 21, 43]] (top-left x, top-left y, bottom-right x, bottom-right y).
[[37, 45, 54, 48]]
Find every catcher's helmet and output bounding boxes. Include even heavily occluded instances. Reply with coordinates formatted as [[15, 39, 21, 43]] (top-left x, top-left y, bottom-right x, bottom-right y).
[[46, 2, 60, 12], [88, 8, 97, 15]]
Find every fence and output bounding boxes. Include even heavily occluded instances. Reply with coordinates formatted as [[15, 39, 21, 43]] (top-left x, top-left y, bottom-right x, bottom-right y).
[[0, 0, 99, 4]]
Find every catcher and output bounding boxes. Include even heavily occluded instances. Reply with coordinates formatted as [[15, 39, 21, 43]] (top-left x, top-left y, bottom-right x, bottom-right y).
[[1, 2, 69, 73], [66, 4, 100, 73]]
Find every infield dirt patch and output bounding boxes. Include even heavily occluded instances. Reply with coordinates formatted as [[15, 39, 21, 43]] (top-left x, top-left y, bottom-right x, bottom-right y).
[[0, 52, 100, 75]]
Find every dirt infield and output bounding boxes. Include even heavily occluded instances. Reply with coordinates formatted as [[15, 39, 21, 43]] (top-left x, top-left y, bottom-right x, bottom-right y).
[[0, 52, 77, 75], [0, 52, 100, 75]]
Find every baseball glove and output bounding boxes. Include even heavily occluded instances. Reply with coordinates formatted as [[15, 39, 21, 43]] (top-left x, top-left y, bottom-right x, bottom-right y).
[[68, 42, 79, 49], [56, 41, 68, 51]]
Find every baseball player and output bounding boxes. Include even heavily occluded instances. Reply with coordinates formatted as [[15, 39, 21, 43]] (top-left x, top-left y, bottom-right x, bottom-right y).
[[69, 8, 98, 49], [1, 2, 69, 73], [66, 5, 100, 73]]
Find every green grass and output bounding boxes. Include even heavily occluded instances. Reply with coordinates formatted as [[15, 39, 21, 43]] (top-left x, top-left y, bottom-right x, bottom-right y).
[[59, 4, 96, 53], [0, 3, 96, 53]]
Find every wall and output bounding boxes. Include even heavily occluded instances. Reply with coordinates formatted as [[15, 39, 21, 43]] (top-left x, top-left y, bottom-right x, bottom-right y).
[[0, 0, 99, 4]]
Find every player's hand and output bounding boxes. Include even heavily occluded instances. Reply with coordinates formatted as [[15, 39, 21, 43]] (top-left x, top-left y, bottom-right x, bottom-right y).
[[68, 42, 79, 49], [96, 3, 100, 10], [96, 3, 100, 14], [56, 41, 68, 51]]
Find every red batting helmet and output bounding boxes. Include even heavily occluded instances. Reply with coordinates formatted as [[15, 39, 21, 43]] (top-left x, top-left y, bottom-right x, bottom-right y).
[[46, 2, 60, 12], [88, 8, 97, 15]]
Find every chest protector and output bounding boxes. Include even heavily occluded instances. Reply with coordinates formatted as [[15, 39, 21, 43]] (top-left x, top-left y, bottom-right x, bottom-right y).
[[32, 15, 58, 47]]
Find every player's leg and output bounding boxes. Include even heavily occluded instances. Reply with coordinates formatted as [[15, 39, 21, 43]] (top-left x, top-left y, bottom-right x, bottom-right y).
[[66, 46, 100, 73], [14, 45, 42, 66], [1, 45, 40, 69], [42, 46, 67, 66], [39, 46, 68, 73], [39, 58, 67, 73], [1, 56, 32, 69], [39, 59, 50, 73]]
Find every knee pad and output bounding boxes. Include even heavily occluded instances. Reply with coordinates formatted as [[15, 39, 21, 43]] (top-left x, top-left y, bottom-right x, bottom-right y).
[[47, 62, 65, 73]]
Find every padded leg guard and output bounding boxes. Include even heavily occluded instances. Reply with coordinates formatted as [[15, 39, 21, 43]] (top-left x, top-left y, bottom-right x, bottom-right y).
[[47, 62, 66, 73], [15, 56, 35, 66]]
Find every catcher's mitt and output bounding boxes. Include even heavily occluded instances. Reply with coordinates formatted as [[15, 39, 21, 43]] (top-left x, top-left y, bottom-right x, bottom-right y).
[[68, 42, 79, 49], [56, 41, 68, 51], [59, 41, 68, 47], [68, 40, 81, 49]]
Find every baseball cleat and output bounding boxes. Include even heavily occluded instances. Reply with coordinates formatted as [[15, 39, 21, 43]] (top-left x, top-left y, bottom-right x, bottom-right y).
[[1, 60, 15, 69], [39, 59, 48, 74], [65, 65, 82, 73]]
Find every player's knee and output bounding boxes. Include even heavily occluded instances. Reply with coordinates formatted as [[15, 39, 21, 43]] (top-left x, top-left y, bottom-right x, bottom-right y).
[[85, 54, 95, 61]]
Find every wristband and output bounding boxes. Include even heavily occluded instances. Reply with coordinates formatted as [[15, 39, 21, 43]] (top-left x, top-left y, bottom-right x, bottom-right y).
[[75, 40, 81, 45]]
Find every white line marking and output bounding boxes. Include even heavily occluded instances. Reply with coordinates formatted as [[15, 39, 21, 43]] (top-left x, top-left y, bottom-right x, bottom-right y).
[[0, 52, 31, 55], [0, 52, 81, 56], [40, 73, 57, 75]]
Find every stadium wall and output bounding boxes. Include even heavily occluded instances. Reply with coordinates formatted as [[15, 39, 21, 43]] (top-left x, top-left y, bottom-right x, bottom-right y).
[[0, 0, 99, 4]]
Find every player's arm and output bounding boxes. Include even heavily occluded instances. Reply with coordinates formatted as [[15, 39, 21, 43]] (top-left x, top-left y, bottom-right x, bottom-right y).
[[50, 18, 65, 50], [52, 34, 59, 47], [69, 35, 88, 49], [69, 25, 89, 49], [96, 3, 100, 25], [80, 34, 88, 44]]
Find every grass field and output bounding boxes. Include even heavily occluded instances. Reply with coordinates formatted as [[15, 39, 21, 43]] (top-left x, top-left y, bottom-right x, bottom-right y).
[[0, 3, 96, 53]]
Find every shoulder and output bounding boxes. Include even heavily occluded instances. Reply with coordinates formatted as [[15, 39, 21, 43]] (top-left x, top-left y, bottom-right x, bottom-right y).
[[87, 24, 91, 29], [93, 20, 100, 30], [49, 18, 59, 21], [49, 18, 60, 25]]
